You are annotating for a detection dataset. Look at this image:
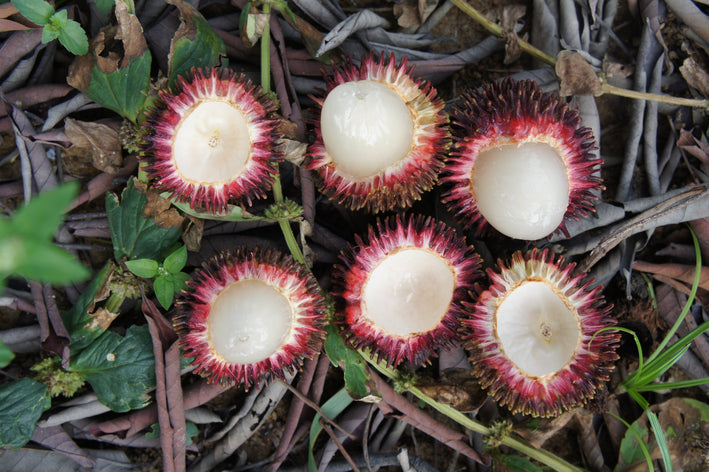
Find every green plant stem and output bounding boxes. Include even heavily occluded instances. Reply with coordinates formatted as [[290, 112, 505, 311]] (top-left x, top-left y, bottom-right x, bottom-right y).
[[601, 82, 709, 109], [367, 358, 585, 472], [450, 0, 557, 66], [260, 3, 271, 97], [104, 292, 124, 314], [258, 2, 305, 266]]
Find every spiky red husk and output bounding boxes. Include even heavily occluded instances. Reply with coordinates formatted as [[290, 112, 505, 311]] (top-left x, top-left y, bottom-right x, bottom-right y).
[[173, 247, 326, 388], [441, 78, 602, 238], [334, 215, 482, 367], [141, 67, 282, 212], [306, 53, 450, 212], [464, 249, 619, 417]]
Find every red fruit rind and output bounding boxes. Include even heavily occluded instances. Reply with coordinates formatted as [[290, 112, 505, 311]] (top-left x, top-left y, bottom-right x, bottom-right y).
[[465, 249, 619, 417], [442, 78, 602, 238], [174, 247, 326, 388], [307, 53, 450, 212], [142, 67, 282, 212], [334, 215, 482, 367]]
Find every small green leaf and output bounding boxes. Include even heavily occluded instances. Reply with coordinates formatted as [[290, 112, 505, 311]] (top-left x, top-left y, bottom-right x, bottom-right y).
[[323, 324, 372, 400], [146, 421, 199, 446], [57, 18, 89, 55], [11, 0, 54, 25], [167, 0, 227, 86], [163, 245, 187, 274], [497, 455, 544, 472], [125, 259, 159, 278], [0, 339, 15, 368], [154, 275, 174, 310], [172, 271, 190, 293], [14, 239, 90, 285], [11, 182, 78, 240], [94, 0, 115, 15], [70, 325, 156, 412], [41, 25, 60, 43], [48, 8, 68, 28], [106, 178, 182, 261], [0, 378, 51, 449]]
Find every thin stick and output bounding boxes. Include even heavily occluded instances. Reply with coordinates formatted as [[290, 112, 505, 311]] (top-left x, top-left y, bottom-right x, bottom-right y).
[[279, 378, 357, 441]]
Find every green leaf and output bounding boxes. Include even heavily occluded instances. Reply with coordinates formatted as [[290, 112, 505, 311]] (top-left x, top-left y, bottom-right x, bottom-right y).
[[13, 239, 90, 284], [70, 325, 156, 412], [308, 388, 353, 472], [11, 0, 54, 25], [41, 25, 60, 43], [172, 271, 190, 293], [163, 245, 187, 274], [167, 0, 227, 86], [0, 378, 51, 449], [106, 178, 183, 261], [125, 259, 159, 278], [11, 182, 78, 240], [154, 275, 174, 310], [57, 18, 89, 55], [48, 8, 67, 28], [94, 0, 115, 15], [497, 455, 544, 472], [85, 48, 152, 122], [0, 339, 14, 368], [146, 421, 199, 446], [62, 263, 114, 352], [323, 324, 372, 400]]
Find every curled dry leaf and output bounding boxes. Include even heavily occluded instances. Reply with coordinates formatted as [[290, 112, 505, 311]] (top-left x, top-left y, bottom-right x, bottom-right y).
[[416, 369, 488, 413], [679, 56, 709, 97], [67, 0, 148, 100], [133, 180, 185, 230], [64, 119, 123, 174], [677, 129, 709, 166], [556, 50, 603, 96]]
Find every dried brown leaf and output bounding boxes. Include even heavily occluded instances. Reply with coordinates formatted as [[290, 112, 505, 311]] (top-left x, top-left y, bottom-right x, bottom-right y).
[[31, 425, 96, 468], [690, 217, 709, 263], [556, 50, 602, 96], [677, 129, 709, 165], [394, 0, 421, 29], [633, 260, 709, 292], [141, 184, 185, 229], [182, 215, 204, 252], [680, 56, 709, 97], [0, 29, 42, 79], [67, 0, 147, 92], [0, 18, 32, 32], [64, 118, 123, 173], [417, 369, 487, 413]]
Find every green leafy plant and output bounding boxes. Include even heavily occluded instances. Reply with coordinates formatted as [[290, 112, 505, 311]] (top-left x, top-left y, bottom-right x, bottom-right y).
[[0, 340, 14, 368], [125, 245, 191, 309], [0, 378, 51, 449], [0, 182, 89, 290], [604, 226, 709, 472], [11, 0, 88, 55]]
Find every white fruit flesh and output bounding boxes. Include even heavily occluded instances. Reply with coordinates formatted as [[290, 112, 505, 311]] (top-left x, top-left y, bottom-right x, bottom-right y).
[[173, 100, 251, 183], [208, 279, 292, 364], [363, 249, 455, 336], [321, 80, 414, 179], [496, 281, 580, 377], [472, 142, 569, 240]]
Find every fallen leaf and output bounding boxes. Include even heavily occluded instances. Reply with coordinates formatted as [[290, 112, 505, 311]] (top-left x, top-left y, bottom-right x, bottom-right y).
[[556, 50, 603, 96], [633, 260, 709, 292], [394, 0, 421, 29], [677, 129, 709, 165], [64, 118, 123, 173], [680, 56, 709, 97]]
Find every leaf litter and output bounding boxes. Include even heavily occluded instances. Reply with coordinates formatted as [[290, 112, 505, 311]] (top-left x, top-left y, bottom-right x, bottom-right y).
[[0, 0, 709, 471]]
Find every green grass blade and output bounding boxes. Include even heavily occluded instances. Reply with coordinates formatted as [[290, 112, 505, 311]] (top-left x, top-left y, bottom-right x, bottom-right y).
[[636, 377, 709, 391], [307, 388, 352, 472]]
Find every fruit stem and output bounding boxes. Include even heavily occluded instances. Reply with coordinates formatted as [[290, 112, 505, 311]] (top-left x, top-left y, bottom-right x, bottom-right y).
[[450, 0, 557, 66], [367, 357, 585, 472], [601, 80, 709, 109], [259, 2, 305, 266]]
